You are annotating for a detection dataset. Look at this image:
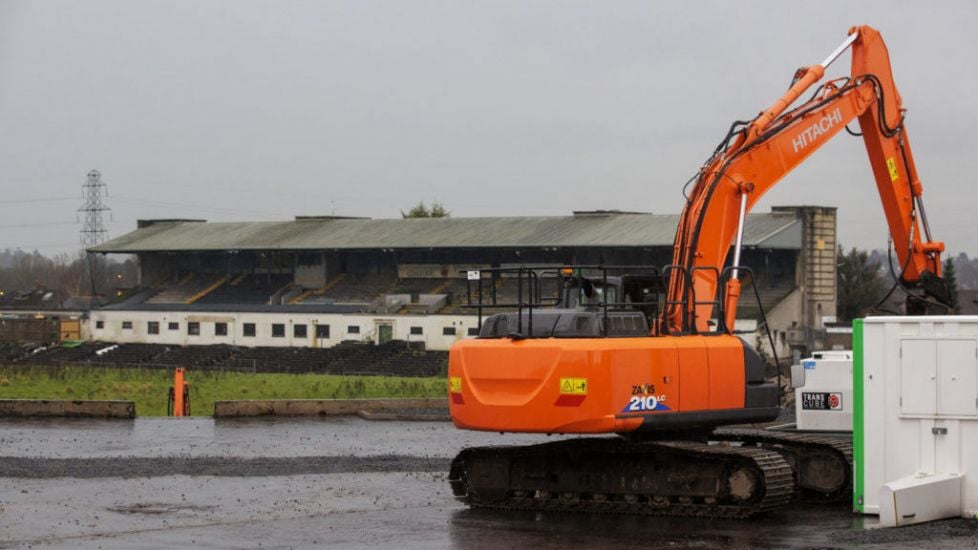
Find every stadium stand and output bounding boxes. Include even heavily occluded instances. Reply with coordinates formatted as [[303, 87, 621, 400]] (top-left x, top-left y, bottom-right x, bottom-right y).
[[5, 207, 825, 359]]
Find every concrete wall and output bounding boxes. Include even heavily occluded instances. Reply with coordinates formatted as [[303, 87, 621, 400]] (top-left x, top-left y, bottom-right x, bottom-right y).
[[0, 399, 135, 418], [90, 310, 479, 351]]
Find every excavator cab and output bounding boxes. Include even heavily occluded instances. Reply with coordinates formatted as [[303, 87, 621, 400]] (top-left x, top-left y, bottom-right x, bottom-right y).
[[561, 273, 661, 325], [561, 275, 617, 310]]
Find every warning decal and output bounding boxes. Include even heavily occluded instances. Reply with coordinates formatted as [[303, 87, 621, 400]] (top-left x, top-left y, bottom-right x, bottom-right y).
[[886, 157, 899, 182], [559, 378, 588, 395]]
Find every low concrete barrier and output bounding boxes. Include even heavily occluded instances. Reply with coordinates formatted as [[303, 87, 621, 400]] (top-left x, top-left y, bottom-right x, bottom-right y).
[[0, 399, 135, 418], [214, 397, 448, 418], [357, 410, 451, 422]]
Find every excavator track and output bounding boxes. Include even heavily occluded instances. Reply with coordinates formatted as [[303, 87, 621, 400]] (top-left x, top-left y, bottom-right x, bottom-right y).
[[713, 428, 853, 502], [449, 437, 794, 519]]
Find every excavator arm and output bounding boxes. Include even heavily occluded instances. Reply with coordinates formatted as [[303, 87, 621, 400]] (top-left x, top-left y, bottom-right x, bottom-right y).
[[665, 25, 948, 334]]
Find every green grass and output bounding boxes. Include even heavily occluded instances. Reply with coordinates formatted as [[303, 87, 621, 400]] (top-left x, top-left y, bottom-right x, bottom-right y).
[[0, 364, 448, 416]]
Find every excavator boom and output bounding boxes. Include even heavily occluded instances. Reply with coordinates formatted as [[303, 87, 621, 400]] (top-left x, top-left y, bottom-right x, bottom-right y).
[[668, 26, 946, 334]]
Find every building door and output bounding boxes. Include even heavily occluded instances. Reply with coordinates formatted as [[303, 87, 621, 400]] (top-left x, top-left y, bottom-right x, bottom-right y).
[[60, 319, 81, 340], [313, 324, 330, 348], [378, 324, 393, 345]]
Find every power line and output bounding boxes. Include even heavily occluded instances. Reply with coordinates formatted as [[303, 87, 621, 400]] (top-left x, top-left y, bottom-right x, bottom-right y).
[[0, 197, 77, 205], [0, 221, 78, 229], [0, 219, 135, 230], [0, 242, 84, 251], [112, 195, 292, 218]]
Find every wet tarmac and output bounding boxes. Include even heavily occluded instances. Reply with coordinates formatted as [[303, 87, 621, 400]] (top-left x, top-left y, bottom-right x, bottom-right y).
[[1, 417, 976, 549]]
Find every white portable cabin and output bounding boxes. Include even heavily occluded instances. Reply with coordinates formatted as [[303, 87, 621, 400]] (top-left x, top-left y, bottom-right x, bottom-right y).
[[856, 316, 978, 526]]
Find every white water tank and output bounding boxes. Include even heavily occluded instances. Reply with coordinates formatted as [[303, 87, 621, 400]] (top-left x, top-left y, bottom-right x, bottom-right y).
[[790, 350, 852, 432]]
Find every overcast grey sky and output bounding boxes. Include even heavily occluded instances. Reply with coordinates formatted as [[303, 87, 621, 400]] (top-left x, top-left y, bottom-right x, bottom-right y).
[[1, 1, 976, 256]]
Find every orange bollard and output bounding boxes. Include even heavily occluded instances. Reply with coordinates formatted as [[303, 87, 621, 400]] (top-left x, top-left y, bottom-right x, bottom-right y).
[[168, 367, 190, 417]]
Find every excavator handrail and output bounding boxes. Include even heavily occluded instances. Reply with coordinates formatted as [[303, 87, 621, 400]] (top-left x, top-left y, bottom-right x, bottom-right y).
[[462, 264, 663, 337]]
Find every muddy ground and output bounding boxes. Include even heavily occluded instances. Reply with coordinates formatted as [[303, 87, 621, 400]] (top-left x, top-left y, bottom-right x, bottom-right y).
[[0, 417, 975, 549]]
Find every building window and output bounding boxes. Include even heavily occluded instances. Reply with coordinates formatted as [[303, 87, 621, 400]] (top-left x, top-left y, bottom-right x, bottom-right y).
[[315, 325, 330, 339], [467, 327, 479, 336], [410, 326, 423, 335], [148, 321, 159, 335], [442, 326, 456, 336], [95, 320, 104, 330], [243, 323, 256, 337], [215, 322, 228, 336], [188, 322, 200, 336], [294, 324, 307, 338], [272, 323, 285, 338], [168, 322, 179, 331], [347, 325, 360, 334], [121, 321, 133, 330]]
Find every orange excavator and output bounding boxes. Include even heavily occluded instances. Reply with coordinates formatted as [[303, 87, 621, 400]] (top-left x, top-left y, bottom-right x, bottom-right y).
[[447, 26, 949, 518]]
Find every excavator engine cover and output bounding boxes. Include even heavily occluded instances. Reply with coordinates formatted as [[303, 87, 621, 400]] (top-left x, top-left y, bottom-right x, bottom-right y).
[[448, 334, 779, 435]]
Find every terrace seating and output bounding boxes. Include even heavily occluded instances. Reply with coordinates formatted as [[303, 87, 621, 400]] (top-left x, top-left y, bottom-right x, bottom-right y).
[[185, 275, 231, 304], [288, 274, 347, 304], [321, 272, 397, 303], [197, 274, 294, 305], [438, 276, 540, 315], [145, 274, 203, 304], [388, 278, 445, 295]]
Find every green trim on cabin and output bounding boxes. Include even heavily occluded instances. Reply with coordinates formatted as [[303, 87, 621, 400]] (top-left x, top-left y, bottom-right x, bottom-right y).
[[852, 318, 865, 513]]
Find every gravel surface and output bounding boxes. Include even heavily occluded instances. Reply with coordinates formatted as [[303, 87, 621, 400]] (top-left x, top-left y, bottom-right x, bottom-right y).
[[0, 455, 451, 478], [830, 516, 978, 547], [0, 416, 582, 459], [2, 416, 976, 549]]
